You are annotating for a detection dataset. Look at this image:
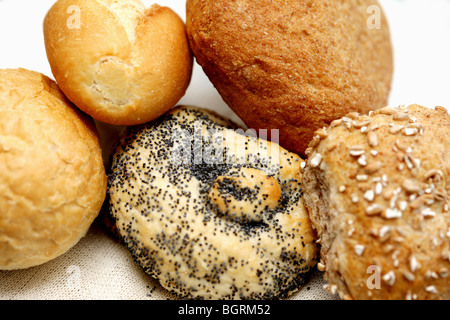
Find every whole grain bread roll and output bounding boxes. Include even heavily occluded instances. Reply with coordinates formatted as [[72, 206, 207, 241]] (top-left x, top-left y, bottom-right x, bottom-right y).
[[44, 0, 193, 126], [302, 104, 450, 300], [0, 68, 107, 270], [186, 0, 393, 156]]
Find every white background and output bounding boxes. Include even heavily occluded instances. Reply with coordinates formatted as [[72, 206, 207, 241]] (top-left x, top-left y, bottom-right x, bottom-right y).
[[0, 0, 449, 300], [0, 0, 449, 117]]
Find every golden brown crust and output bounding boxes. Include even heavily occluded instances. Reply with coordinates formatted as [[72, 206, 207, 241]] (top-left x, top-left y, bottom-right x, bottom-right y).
[[186, 0, 393, 156], [44, 0, 193, 125], [302, 104, 450, 300], [0, 68, 107, 270]]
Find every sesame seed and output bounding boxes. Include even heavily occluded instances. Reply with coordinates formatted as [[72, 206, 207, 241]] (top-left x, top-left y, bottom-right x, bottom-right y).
[[433, 191, 446, 202], [398, 200, 408, 211], [404, 155, 414, 170], [379, 107, 398, 115], [403, 127, 419, 136], [393, 112, 410, 121], [409, 195, 426, 209], [383, 271, 396, 286], [356, 175, 369, 182], [354, 119, 371, 128], [425, 286, 438, 294], [315, 128, 328, 139], [366, 204, 384, 216], [403, 271, 415, 282], [378, 226, 391, 241], [310, 153, 322, 168], [317, 262, 326, 272], [358, 155, 368, 167], [364, 190, 375, 202], [347, 227, 355, 237], [410, 256, 420, 272], [402, 179, 421, 194], [365, 161, 382, 174], [349, 147, 365, 157], [327, 142, 337, 152], [354, 245, 365, 256], [330, 119, 342, 128], [421, 207, 436, 218], [389, 125, 404, 134], [425, 169, 443, 180], [346, 112, 360, 119], [439, 268, 449, 278], [375, 182, 383, 195], [383, 208, 402, 219], [435, 106, 448, 114], [329, 284, 338, 295], [367, 131, 378, 147], [341, 117, 354, 129]]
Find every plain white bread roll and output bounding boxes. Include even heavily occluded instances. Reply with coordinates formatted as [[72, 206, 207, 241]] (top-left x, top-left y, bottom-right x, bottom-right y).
[[43, 0, 193, 125], [0, 68, 107, 270]]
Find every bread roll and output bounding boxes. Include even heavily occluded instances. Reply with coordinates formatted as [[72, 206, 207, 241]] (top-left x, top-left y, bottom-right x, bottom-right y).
[[0, 68, 107, 270], [302, 104, 450, 300], [107, 106, 318, 299], [186, 0, 393, 156], [44, 0, 193, 125]]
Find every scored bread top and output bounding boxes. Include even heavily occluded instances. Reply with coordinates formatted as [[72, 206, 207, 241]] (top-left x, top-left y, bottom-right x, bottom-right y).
[[44, 0, 193, 125]]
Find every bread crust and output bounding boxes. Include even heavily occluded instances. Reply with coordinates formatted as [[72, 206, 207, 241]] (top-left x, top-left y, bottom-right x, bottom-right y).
[[107, 106, 319, 299], [302, 104, 450, 300], [0, 68, 107, 270], [186, 0, 393, 156], [44, 0, 193, 125]]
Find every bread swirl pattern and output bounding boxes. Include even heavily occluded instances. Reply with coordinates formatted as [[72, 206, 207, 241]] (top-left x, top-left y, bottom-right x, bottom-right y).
[[107, 106, 318, 299]]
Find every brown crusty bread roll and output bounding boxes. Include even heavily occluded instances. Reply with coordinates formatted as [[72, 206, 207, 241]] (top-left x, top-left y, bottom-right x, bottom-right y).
[[186, 0, 393, 156], [44, 0, 193, 126], [302, 104, 450, 300], [0, 68, 107, 270]]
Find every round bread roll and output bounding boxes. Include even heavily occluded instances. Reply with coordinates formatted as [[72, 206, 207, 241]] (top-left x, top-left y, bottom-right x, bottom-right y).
[[44, 0, 193, 126], [0, 68, 107, 270], [186, 0, 393, 156], [107, 106, 318, 299], [302, 104, 450, 300]]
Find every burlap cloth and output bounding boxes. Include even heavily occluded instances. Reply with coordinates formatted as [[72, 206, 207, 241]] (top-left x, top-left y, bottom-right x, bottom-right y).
[[0, 217, 337, 300]]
